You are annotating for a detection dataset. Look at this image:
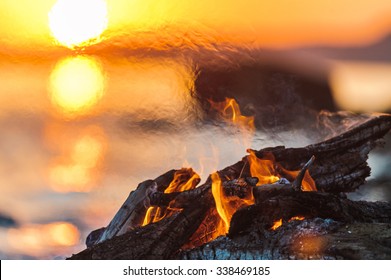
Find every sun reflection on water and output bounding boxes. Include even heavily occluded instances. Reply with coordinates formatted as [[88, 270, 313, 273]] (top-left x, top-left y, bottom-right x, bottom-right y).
[[7, 222, 80, 257], [49, 55, 106, 118], [47, 125, 107, 193]]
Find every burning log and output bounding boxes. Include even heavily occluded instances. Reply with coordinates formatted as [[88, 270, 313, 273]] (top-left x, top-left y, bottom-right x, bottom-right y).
[[69, 113, 391, 260]]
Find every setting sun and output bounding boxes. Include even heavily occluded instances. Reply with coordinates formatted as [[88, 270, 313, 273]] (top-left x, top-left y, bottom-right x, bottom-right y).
[[48, 0, 108, 48]]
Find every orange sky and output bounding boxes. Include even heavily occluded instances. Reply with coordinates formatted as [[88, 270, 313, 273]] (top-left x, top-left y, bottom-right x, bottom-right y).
[[1, 0, 391, 52]]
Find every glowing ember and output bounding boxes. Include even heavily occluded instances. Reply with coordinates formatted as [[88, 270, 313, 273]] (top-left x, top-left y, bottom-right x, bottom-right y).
[[294, 235, 326, 255]]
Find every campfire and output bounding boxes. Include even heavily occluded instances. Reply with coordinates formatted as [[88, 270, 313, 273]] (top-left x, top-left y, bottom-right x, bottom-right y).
[[68, 98, 391, 260]]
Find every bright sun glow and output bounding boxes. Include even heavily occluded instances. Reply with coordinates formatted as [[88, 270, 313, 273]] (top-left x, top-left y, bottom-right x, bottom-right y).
[[49, 56, 105, 117], [48, 0, 108, 48]]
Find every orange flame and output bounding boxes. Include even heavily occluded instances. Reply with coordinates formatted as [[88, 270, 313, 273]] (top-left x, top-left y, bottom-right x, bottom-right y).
[[247, 150, 280, 185], [211, 172, 254, 235], [185, 152, 316, 247], [139, 99, 316, 247], [247, 150, 317, 191], [183, 172, 254, 249], [181, 207, 220, 250], [210, 148, 316, 234], [164, 168, 200, 194], [209, 98, 255, 147], [271, 216, 306, 230], [281, 168, 317, 191], [211, 172, 229, 234], [271, 219, 283, 230], [142, 168, 200, 226], [209, 98, 255, 131], [289, 216, 305, 222]]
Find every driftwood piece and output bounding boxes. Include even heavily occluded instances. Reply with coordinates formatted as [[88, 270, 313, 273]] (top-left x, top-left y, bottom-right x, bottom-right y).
[[70, 113, 391, 260], [86, 170, 177, 247]]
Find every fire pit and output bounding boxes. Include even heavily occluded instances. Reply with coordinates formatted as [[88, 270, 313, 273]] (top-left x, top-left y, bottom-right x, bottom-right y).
[[69, 112, 391, 260]]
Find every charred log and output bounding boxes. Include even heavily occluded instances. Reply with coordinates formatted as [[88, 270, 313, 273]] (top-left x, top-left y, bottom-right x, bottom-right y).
[[219, 114, 391, 193], [71, 192, 213, 260], [180, 219, 391, 260], [230, 191, 391, 236], [73, 189, 391, 260]]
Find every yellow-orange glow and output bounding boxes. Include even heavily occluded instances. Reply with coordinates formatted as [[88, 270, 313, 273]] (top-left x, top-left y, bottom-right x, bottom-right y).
[[209, 98, 255, 132], [48, 125, 106, 193], [49, 56, 105, 118], [47, 222, 80, 246], [107, 0, 391, 48], [7, 222, 80, 256], [143, 168, 200, 226], [271, 216, 306, 230], [183, 207, 225, 250], [211, 172, 229, 234], [211, 172, 255, 236], [187, 153, 316, 245], [271, 218, 283, 230], [71, 133, 105, 168], [247, 150, 280, 185], [48, 0, 108, 48], [281, 168, 317, 192], [294, 235, 326, 255], [289, 216, 305, 222], [193, 144, 220, 182], [301, 171, 317, 192], [209, 98, 255, 148], [50, 164, 90, 191], [247, 150, 317, 191], [100, 57, 196, 121], [1, 0, 391, 51]]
